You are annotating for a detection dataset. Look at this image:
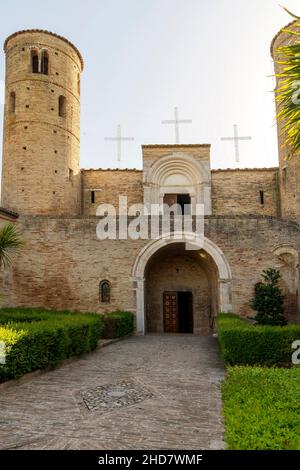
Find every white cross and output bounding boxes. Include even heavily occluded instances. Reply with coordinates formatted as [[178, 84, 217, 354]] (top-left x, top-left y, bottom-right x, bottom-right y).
[[105, 125, 135, 162], [220, 124, 252, 163], [162, 107, 192, 144]]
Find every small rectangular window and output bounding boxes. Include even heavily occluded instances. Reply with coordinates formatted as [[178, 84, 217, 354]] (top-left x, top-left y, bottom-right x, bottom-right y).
[[31, 50, 39, 73], [282, 167, 287, 192], [177, 194, 191, 215], [91, 190, 95, 204], [41, 50, 49, 75], [69, 168, 73, 181], [163, 194, 191, 215], [77, 73, 80, 95], [259, 190, 265, 205], [58, 95, 66, 118], [9, 92, 16, 113]]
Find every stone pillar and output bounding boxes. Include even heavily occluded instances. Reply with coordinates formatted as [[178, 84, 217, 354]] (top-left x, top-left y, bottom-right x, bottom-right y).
[[134, 277, 145, 335], [219, 279, 232, 312]]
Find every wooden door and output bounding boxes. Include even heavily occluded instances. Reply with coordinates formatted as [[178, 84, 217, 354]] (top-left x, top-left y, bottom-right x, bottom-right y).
[[163, 292, 178, 333]]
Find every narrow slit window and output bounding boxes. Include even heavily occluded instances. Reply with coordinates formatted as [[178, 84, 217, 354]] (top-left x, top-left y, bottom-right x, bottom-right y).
[[31, 50, 39, 73], [41, 50, 49, 75], [77, 73, 80, 95], [69, 168, 74, 182], [282, 167, 287, 192], [259, 190, 265, 205], [100, 281, 110, 303], [58, 95, 66, 118], [9, 92, 16, 113], [91, 190, 95, 204]]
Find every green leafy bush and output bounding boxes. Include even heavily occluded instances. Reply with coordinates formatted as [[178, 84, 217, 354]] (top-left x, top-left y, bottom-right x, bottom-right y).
[[0, 308, 102, 381], [217, 314, 300, 366], [0, 308, 48, 324], [102, 311, 134, 339], [222, 366, 300, 450], [250, 268, 287, 326]]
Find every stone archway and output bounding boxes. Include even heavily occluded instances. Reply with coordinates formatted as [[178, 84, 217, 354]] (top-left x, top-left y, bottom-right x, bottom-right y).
[[273, 244, 300, 321], [132, 235, 232, 334], [143, 152, 212, 215]]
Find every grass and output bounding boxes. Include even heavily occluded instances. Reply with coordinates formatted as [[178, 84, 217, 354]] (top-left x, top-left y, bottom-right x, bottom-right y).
[[222, 366, 300, 450]]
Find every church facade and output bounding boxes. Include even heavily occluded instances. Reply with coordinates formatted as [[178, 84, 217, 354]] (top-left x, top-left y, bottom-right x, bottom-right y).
[[1, 23, 300, 335]]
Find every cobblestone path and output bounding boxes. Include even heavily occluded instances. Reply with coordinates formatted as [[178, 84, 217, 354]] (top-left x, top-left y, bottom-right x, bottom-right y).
[[0, 335, 225, 450]]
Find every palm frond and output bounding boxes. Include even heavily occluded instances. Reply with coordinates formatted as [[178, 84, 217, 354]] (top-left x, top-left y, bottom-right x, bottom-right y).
[[281, 6, 300, 20], [0, 223, 24, 268], [275, 10, 300, 157]]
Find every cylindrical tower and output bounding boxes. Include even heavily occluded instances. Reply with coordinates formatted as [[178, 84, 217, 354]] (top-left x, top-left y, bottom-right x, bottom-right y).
[[1, 30, 83, 215], [271, 20, 300, 221]]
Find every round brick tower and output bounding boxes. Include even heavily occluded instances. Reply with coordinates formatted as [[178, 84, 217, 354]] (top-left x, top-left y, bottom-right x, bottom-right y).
[[1, 30, 83, 215], [271, 20, 300, 221]]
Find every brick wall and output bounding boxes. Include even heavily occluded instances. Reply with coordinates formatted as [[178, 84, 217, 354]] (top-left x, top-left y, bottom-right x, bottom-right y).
[[1, 215, 299, 325], [82, 169, 143, 215], [81, 166, 281, 217], [211, 168, 280, 216], [1, 30, 82, 216], [145, 245, 217, 334]]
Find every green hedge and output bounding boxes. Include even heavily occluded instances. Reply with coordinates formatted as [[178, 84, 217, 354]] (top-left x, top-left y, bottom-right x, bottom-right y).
[[217, 313, 300, 366], [0, 308, 48, 324], [0, 308, 102, 381], [102, 311, 134, 339], [222, 367, 300, 450]]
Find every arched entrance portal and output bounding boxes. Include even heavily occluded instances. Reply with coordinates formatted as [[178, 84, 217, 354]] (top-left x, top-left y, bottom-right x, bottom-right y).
[[132, 235, 232, 335]]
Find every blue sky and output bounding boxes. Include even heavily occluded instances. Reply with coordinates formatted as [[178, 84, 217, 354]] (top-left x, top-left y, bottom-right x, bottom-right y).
[[0, 0, 299, 170]]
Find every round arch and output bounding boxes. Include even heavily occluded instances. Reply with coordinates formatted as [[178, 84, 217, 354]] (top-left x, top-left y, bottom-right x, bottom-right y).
[[143, 152, 212, 215], [145, 153, 210, 186], [132, 234, 232, 334], [273, 244, 300, 317]]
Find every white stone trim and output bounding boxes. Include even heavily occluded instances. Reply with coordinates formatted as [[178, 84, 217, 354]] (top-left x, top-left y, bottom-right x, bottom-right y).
[[143, 152, 212, 215]]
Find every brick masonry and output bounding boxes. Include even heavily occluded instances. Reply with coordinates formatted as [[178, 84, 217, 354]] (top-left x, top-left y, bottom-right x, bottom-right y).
[[211, 168, 280, 216], [145, 244, 218, 335], [82, 169, 143, 216], [1, 25, 300, 332], [1, 30, 82, 216], [0, 215, 299, 330]]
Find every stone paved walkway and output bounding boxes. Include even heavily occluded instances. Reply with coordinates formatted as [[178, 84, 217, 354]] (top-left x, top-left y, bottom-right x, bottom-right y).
[[0, 335, 225, 450]]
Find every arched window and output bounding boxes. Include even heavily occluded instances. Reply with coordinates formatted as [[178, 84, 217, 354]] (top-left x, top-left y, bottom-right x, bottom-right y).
[[31, 50, 39, 73], [41, 50, 49, 75], [100, 280, 111, 303], [58, 95, 66, 117], [9, 92, 16, 113]]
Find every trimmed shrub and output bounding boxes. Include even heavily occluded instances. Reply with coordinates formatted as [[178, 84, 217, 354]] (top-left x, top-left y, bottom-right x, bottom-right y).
[[250, 268, 287, 326], [222, 367, 300, 450], [0, 308, 46, 324], [0, 309, 102, 381], [102, 311, 134, 339], [217, 313, 300, 366]]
